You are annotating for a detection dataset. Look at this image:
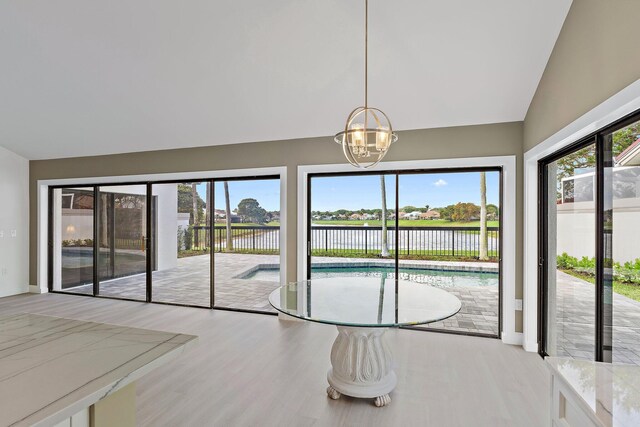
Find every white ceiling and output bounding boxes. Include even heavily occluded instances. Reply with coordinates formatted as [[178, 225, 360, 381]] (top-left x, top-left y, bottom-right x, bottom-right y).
[[0, 0, 572, 160]]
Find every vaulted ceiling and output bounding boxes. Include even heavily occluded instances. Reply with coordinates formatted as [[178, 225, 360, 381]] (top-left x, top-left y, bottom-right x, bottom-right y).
[[0, 0, 572, 159]]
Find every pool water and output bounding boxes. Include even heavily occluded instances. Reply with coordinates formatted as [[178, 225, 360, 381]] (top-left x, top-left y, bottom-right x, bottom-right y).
[[243, 265, 498, 288]]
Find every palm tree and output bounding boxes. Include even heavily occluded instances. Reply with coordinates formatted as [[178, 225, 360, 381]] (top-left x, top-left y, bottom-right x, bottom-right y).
[[205, 182, 211, 248], [224, 181, 233, 251], [191, 183, 198, 225], [479, 172, 488, 260], [380, 176, 390, 257]]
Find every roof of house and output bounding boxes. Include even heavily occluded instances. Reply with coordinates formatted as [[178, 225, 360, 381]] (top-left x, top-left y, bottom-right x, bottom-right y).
[[616, 138, 640, 166]]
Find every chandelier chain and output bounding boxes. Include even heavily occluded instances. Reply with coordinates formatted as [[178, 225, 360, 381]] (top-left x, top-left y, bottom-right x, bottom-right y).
[[364, 0, 368, 109]]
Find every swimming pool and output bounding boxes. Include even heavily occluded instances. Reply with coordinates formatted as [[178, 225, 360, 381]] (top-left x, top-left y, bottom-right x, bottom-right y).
[[241, 264, 498, 288]]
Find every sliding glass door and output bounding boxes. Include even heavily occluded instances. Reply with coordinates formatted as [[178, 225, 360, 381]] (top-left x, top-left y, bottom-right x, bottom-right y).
[[540, 111, 640, 365], [213, 177, 281, 312], [50, 187, 95, 295], [151, 181, 211, 307], [542, 142, 597, 360], [307, 168, 502, 338], [50, 175, 281, 313], [96, 185, 148, 301]]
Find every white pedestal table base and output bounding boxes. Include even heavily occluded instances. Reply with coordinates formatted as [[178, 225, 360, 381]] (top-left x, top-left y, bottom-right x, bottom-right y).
[[326, 326, 396, 407]]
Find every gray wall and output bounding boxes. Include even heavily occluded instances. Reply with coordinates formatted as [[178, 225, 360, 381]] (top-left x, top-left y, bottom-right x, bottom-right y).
[[524, 0, 640, 151], [30, 122, 524, 331]]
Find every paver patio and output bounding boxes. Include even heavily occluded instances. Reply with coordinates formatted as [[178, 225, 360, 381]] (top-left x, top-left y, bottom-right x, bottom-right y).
[[550, 271, 640, 365], [60, 253, 640, 362], [62, 253, 501, 335]]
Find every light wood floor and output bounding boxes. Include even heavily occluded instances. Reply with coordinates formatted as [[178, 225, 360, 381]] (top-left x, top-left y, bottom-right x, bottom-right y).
[[0, 293, 549, 426]]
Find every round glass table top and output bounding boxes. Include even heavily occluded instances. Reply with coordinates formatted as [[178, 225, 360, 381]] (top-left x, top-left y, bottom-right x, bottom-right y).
[[268, 276, 461, 328]]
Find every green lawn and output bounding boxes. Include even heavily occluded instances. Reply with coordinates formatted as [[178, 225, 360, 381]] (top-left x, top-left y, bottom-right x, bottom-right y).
[[562, 269, 640, 303], [312, 219, 500, 228]]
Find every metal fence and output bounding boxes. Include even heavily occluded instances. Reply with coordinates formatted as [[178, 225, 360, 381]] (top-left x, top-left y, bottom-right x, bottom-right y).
[[186, 225, 499, 259], [310, 226, 499, 258]]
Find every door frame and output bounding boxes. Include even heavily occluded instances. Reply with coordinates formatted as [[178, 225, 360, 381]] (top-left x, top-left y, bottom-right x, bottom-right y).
[[297, 156, 519, 345], [536, 108, 640, 360]]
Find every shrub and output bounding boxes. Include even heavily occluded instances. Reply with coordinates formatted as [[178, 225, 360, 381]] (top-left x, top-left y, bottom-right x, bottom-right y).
[[557, 252, 577, 269], [558, 253, 640, 285]]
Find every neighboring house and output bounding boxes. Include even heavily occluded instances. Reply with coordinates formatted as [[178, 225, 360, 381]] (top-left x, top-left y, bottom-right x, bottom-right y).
[[419, 210, 441, 220], [361, 213, 377, 220], [406, 211, 422, 220], [349, 213, 363, 220], [213, 209, 227, 219]]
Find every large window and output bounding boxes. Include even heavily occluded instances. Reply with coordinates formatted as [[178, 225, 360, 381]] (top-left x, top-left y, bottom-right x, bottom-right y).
[[308, 168, 502, 337], [540, 112, 640, 365], [48, 176, 280, 313]]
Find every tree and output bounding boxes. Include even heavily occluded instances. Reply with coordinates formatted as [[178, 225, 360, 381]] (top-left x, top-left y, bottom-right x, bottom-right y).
[[380, 176, 390, 257], [438, 205, 455, 221], [401, 205, 418, 213], [177, 184, 205, 222], [554, 123, 639, 198], [191, 183, 198, 225], [479, 172, 488, 261], [224, 181, 233, 251], [451, 203, 479, 222], [486, 204, 499, 220], [237, 198, 268, 224], [424, 204, 430, 212]]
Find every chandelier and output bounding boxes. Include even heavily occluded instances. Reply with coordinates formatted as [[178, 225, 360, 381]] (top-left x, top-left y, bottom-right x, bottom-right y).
[[334, 0, 398, 169]]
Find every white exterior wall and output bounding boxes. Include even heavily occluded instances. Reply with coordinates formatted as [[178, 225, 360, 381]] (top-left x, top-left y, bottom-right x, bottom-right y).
[[0, 146, 29, 297], [556, 198, 640, 263], [153, 184, 178, 271]]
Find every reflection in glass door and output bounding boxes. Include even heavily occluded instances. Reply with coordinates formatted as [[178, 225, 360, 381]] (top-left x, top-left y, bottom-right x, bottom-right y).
[[96, 185, 148, 301], [50, 187, 95, 295]]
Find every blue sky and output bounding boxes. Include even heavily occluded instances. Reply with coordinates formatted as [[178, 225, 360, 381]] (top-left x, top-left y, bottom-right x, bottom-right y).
[[310, 172, 500, 211], [200, 172, 499, 212], [211, 180, 281, 212]]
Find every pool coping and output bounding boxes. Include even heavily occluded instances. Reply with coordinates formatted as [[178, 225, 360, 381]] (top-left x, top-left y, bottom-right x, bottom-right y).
[[236, 260, 499, 279]]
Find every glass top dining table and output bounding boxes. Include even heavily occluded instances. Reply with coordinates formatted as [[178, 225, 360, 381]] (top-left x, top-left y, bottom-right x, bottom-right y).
[[268, 276, 462, 328]]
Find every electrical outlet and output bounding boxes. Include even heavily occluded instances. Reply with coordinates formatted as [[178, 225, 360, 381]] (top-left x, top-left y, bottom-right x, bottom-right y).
[[0, 268, 7, 277], [10, 230, 17, 238], [515, 299, 523, 311]]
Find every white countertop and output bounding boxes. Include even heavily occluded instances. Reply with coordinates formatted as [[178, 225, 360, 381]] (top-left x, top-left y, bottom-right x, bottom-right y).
[[0, 313, 197, 427], [546, 357, 640, 427]]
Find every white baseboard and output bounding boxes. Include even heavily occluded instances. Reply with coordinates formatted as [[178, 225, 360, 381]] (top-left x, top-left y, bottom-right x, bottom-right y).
[[29, 285, 46, 294], [501, 331, 523, 346], [523, 339, 538, 353]]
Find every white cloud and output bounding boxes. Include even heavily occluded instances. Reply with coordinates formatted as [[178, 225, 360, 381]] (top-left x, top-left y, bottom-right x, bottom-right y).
[[433, 179, 447, 187]]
